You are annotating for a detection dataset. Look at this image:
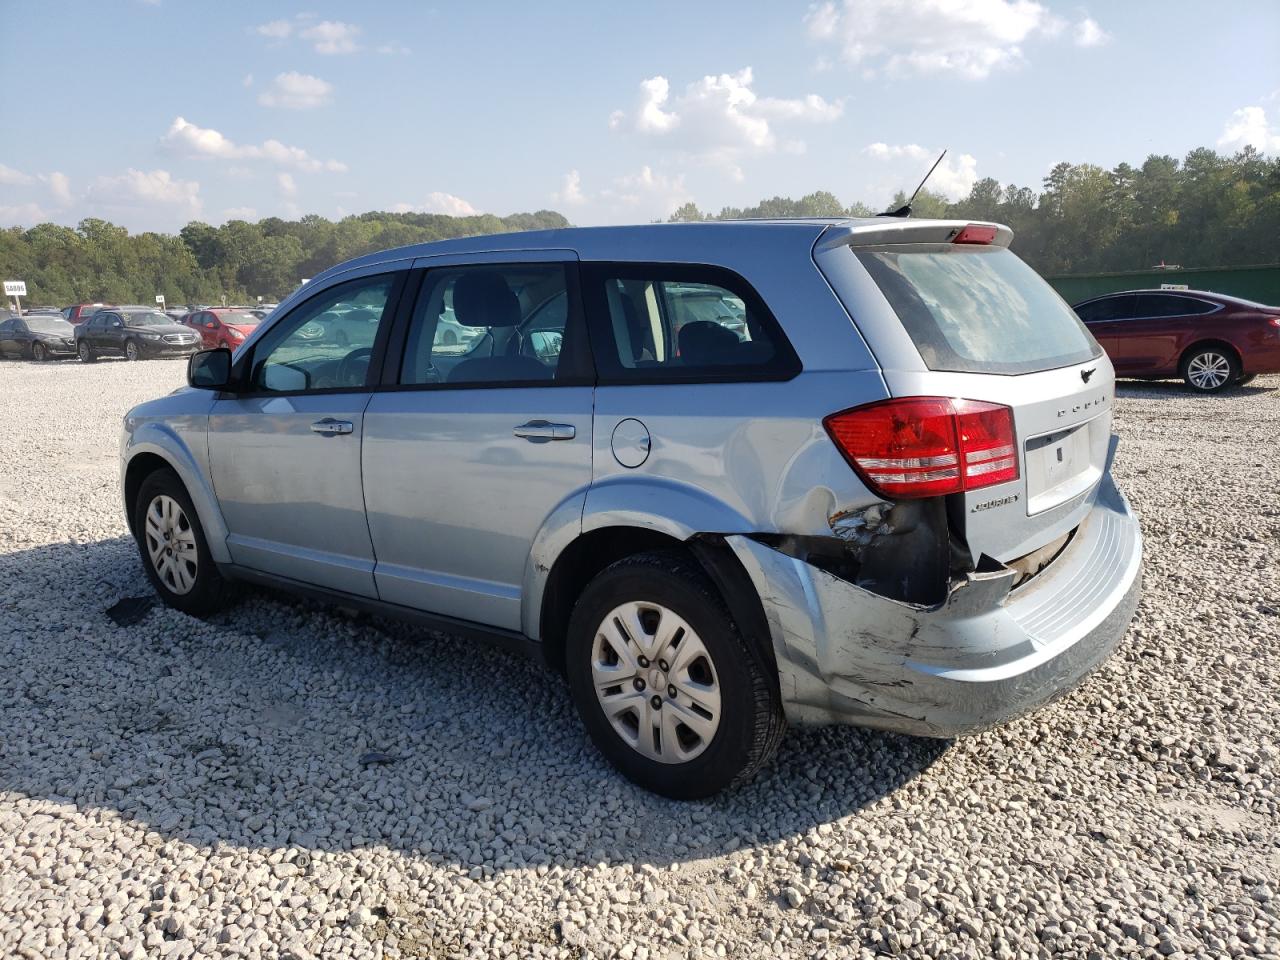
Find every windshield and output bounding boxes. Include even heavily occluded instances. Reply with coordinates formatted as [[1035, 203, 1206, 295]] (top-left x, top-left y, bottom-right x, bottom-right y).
[[218, 312, 261, 326], [855, 245, 1102, 375], [123, 311, 174, 327], [28, 318, 73, 334]]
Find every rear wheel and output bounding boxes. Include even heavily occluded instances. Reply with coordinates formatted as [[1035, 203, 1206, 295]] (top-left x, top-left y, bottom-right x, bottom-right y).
[[1182, 347, 1238, 393], [134, 468, 231, 617], [77, 341, 95, 363], [31, 342, 47, 362], [125, 339, 141, 361], [565, 550, 785, 798]]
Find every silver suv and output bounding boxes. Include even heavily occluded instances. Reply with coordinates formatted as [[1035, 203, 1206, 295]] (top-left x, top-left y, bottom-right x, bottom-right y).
[[121, 219, 1142, 798]]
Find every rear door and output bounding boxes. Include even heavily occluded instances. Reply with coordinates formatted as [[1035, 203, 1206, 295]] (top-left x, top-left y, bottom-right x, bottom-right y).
[[0, 320, 18, 356], [361, 252, 594, 631], [817, 235, 1112, 564], [1120, 293, 1214, 373]]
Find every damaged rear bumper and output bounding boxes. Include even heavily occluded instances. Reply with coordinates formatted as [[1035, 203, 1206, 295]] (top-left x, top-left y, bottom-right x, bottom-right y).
[[725, 471, 1142, 737]]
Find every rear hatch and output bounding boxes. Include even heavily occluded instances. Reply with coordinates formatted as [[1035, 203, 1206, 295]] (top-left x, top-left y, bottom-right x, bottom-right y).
[[814, 221, 1113, 564]]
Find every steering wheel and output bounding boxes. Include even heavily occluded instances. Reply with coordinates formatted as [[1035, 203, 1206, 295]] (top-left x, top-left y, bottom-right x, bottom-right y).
[[336, 346, 373, 387]]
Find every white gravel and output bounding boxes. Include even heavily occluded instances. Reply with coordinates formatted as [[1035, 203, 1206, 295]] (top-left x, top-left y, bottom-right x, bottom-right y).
[[0, 355, 1277, 960]]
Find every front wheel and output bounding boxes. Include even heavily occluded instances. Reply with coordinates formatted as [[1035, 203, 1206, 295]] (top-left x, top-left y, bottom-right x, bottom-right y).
[[134, 468, 231, 617], [125, 339, 141, 361], [77, 341, 95, 363], [565, 551, 785, 799], [31, 342, 47, 362], [1183, 348, 1238, 393]]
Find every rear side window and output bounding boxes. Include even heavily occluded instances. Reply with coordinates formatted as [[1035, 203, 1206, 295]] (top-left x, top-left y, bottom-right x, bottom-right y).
[[856, 246, 1101, 375], [583, 263, 799, 382]]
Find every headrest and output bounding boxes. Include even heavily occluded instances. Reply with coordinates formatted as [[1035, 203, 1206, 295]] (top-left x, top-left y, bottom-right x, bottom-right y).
[[453, 272, 521, 328], [679, 320, 740, 364]]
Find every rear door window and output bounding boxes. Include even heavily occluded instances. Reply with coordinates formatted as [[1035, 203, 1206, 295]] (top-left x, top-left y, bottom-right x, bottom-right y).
[[855, 245, 1101, 375], [1135, 294, 1211, 318]]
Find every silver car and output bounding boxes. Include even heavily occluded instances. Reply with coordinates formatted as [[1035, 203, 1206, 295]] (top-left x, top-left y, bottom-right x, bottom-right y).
[[120, 219, 1142, 798]]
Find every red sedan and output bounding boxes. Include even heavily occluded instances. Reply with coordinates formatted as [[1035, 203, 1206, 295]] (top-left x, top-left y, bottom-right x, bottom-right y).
[[184, 308, 262, 350], [1073, 289, 1280, 392]]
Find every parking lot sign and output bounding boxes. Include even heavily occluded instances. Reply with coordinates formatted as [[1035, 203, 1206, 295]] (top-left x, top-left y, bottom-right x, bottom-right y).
[[155, 294, 166, 308], [4, 281, 26, 297]]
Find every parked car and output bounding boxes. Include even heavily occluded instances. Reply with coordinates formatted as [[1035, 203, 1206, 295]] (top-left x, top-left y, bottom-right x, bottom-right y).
[[184, 308, 263, 350], [1072, 289, 1280, 392], [0, 315, 78, 360], [120, 219, 1142, 798], [63, 303, 111, 325], [76, 308, 201, 362]]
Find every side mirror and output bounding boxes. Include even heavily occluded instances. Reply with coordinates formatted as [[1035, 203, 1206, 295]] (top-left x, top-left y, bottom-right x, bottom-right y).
[[188, 348, 233, 390]]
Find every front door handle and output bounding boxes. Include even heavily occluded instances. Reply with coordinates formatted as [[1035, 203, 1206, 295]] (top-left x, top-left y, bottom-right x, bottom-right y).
[[514, 420, 575, 442], [310, 418, 353, 436]]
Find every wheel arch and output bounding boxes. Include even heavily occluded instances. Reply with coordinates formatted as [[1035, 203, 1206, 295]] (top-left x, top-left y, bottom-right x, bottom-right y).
[[122, 429, 231, 564], [1179, 338, 1241, 373]]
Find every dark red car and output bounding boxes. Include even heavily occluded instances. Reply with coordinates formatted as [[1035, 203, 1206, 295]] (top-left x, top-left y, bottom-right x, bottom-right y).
[[1073, 289, 1280, 392], [184, 308, 263, 349], [62, 303, 112, 325]]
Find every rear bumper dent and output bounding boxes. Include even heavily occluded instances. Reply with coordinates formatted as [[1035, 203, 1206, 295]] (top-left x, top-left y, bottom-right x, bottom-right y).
[[725, 469, 1142, 736]]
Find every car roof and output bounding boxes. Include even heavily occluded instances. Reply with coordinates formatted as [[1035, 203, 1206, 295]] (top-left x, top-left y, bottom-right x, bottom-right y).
[[1075, 289, 1246, 305]]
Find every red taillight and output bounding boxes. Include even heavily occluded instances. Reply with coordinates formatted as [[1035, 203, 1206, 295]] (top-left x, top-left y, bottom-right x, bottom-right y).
[[952, 224, 997, 245], [824, 397, 1018, 500], [1268, 316, 1280, 328]]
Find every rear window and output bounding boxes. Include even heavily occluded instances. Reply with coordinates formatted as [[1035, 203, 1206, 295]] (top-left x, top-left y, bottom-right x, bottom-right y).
[[856, 245, 1101, 375], [216, 311, 261, 326]]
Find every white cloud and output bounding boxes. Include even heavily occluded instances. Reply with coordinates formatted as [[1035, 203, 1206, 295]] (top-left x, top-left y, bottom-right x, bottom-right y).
[[1217, 106, 1280, 154], [863, 143, 979, 200], [302, 20, 361, 54], [553, 170, 587, 206], [599, 166, 692, 220], [0, 203, 49, 226], [0, 163, 34, 186], [40, 172, 73, 206], [222, 206, 258, 222], [376, 43, 410, 55], [1074, 17, 1111, 47], [86, 168, 202, 219], [258, 72, 334, 110], [277, 173, 298, 197], [392, 193, 479, 216], [611, 68, 842, 177], [254, 18, 294, 40], [242, 73, 254, 88], [805, 0, 1101, 79], [161, 117, 348, 173]]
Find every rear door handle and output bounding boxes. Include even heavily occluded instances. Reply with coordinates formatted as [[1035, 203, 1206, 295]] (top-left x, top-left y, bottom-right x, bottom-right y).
[[514, 420, 575, 442], [310, 418, 354, 436]]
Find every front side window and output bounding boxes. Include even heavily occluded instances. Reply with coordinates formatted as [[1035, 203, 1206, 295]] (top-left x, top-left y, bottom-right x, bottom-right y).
[[249, 273, 398, 393], [584, 264, 797, 382], [856, 245, 1101, 375], [399, 264, 578, 386]]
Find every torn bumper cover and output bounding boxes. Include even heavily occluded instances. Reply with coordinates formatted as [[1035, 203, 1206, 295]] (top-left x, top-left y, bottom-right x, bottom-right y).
[[726, 471, 1142, 737]]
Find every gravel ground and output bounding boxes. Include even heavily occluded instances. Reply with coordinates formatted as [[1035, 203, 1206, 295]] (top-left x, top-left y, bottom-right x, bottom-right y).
[[0, 356, 1276, 960]]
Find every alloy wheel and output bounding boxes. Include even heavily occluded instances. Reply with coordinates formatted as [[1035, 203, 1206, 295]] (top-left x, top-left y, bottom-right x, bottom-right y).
[[590, 601, 722, 764], [125, 340, 140, 361], [32, 343, 46, 361], [1187, 351, 1230, 390], [78, 342, 91, 362], [144, 494, 198, 595]]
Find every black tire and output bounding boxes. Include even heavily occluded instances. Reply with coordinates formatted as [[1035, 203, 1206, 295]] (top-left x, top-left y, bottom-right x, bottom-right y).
[[1237, 373, 1258, 386], [133, 468, 232, 618], [565, 550, 785, 799], [125, 339, 142, 361], [31, 342, 47, 362], [77, 341, 95, 363], [1181, 346, 1238, 393]]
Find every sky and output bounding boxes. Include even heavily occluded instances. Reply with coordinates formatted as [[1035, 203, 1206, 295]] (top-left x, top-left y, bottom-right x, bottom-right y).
[[1, 0, 1278, 233]]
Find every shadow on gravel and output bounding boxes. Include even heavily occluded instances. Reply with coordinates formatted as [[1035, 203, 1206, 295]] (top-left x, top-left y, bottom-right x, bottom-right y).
[[1114, 378, 1273, 398], [0, 535, 947, 871]]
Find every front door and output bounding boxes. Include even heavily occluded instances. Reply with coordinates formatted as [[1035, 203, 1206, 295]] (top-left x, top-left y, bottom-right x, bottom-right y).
[[362, 256, 593, 631], [1078, 293, 1136, 372], [207, 269, 407, 597]]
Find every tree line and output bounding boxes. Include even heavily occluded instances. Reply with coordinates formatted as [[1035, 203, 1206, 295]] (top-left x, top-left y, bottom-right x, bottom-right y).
[[0, 210, 571, 306], [670, 145, 1280, 276], [2, 145, 1276, 306]]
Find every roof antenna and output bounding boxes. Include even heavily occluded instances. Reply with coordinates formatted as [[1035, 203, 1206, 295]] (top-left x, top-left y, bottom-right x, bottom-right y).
[[877, 148, 947, 218]]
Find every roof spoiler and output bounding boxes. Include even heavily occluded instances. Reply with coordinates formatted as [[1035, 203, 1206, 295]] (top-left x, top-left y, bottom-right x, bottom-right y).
[[815, 219, 1014, 253]]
